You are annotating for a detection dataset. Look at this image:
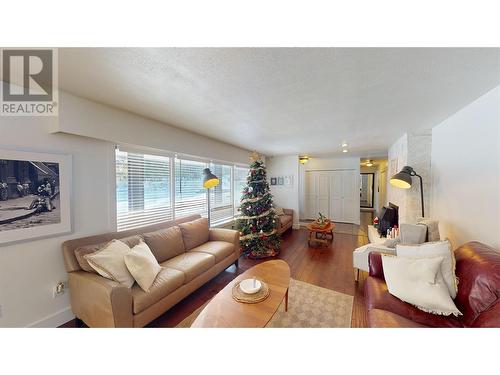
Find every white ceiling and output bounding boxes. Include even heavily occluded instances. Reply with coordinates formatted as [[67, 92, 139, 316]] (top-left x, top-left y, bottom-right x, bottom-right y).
[[57, 48, 500, 157]]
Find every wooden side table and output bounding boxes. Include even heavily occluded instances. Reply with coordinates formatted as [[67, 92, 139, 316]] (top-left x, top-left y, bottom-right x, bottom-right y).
[[306, 222, 335, 247]]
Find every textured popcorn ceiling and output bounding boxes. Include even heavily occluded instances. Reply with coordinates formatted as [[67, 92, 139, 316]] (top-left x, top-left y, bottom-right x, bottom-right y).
[[58, 48, 500, 157]]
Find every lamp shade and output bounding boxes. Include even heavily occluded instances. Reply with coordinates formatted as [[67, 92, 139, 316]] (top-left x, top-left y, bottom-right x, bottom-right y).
[[390, 166, 414, 189], [203, 168, 220, 189]]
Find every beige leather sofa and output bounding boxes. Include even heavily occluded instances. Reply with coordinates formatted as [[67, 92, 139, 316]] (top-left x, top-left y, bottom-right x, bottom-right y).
[[62, 214, 240, 327], [277, 208, 294, 234]]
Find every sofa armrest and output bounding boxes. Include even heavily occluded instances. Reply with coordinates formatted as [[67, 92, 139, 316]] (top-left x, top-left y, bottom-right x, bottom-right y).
[[209, 228, 240, 257], [282, 208, 294, 217], [368, 252, 385, 280], [68, 271, 133, 327]]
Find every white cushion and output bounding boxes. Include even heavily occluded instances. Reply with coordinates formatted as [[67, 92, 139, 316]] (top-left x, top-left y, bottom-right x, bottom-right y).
[[84, 239, 135, 288], [396, 240, 458, 298], [382, 255, 461, 317], [124, 241, 162, 292], [399, 223, 427, 244]]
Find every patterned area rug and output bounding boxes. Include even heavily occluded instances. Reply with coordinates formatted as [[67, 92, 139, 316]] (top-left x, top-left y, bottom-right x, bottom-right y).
[[176, 279, 353, 328]]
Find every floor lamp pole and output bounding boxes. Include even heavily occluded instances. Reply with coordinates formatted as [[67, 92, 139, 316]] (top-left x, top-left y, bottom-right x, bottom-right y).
[[414, 173, 425, 218], [207, 188, 211, 227]]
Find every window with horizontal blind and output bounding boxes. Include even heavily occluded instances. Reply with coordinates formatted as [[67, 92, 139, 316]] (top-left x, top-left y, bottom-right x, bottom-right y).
[[116, 149, 172, 231], [209, 162, 233, 225], [174, 157, 208, 219], [234, 165, 249, 216], [115, 148, 250, 230]]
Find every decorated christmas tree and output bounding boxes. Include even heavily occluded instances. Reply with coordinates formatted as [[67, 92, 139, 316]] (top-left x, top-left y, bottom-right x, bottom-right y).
[[236, 152, 281, 258]]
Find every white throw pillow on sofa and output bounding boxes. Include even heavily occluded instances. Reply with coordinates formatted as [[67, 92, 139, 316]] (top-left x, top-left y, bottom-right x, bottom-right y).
[[124, 241, 162, 292], [381, 255, 461, 317], [396, 240, 458, 298], [84, 239, 135, 288]]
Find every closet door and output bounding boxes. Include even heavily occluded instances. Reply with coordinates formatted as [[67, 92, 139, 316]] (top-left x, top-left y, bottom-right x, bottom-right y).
[[330, 171, 343, 221], [317, 173, 330, 218], [305, 172, 317, 220], [341, 169, 357, 223]]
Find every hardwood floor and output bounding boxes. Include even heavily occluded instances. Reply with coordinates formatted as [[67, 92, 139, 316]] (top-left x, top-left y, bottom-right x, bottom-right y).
[[61, 214, 371, 328]]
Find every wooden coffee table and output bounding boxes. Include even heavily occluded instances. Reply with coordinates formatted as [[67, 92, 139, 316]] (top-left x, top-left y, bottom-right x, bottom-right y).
[[306, 222, 335, 247], [190, 260, 291, 328]]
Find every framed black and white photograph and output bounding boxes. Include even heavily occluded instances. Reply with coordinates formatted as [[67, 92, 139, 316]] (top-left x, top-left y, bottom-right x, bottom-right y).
[[0, 149, 72, 245], [270, 177, 277, 185], [277, 177, 284, 185]]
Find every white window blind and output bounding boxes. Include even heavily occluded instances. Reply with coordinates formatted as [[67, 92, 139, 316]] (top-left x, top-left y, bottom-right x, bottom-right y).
[[174, 157, 208, 219], [116, 149, 172, 231], [233, 166, 249, 216], [209, 162, 233, 225]]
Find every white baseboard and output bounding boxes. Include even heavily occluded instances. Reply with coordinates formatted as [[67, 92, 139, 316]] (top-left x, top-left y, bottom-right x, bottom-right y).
[[26, 306, 74, 328]]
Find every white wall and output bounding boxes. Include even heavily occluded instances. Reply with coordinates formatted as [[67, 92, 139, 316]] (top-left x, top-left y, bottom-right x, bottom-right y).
[[266, 155, 300, 228], [431, 86, 500, 250], [301, 157, 361, 224], [387, 134, 408, 221], [0, 116, 114, 327], [387, 133, 432, 224], [54, 92, 251, 165], [0, 87, 253, 327]]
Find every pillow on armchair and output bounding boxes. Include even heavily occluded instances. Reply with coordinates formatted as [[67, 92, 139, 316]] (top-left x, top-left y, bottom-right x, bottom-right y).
[[417, 218, 441, 242], [381, 255, 461, 316], [274, 207, 285, 216], [396, 240, 458, 298], [399, 223, 427, 245]]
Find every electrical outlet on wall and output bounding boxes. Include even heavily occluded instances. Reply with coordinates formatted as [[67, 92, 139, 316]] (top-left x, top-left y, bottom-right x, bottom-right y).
[[53, 281, 67, 298]]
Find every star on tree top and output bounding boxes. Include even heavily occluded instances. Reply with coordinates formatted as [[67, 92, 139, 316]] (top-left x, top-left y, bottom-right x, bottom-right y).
[[250, 150, 261, 163]]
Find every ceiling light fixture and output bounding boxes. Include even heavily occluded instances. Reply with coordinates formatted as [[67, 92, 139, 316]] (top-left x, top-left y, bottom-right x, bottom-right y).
[[341, 142, 348, 148], [299, 156, 309, 164], [365, 160, 373, 167], [342, 149, 348, 153]]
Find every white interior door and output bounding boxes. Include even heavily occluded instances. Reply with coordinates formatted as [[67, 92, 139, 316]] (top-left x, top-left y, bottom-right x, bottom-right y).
[[330, 171, 342, 221], [317, 173, 330, 218], [341, 169, 357, 223], [305, 169, 359, 224], [305, 172, 317, 219]]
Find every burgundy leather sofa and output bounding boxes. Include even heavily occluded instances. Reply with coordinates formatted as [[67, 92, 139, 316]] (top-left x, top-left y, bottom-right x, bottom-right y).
[[364, 241, 500, 328]]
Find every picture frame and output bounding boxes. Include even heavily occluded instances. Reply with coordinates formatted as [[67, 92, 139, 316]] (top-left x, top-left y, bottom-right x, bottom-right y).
[[0, 149, 72, 245], [270, 177, 277, 185]]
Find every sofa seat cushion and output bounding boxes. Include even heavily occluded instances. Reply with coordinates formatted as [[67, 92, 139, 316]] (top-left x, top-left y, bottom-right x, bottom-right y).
[[364, 276, 463, 328], [279, 215, 292, 228], [131, 267, 185, 314], [368, 309, 428, 328], [161, 252, 216, 283], [189, 241, 234, 263], [143, 226, 185, 263]]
